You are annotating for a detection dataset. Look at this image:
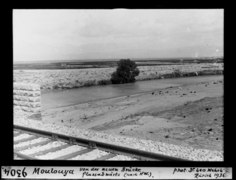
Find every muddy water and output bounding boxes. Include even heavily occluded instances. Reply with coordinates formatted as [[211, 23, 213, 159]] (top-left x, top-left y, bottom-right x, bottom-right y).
[[42, 75, 223, 109]]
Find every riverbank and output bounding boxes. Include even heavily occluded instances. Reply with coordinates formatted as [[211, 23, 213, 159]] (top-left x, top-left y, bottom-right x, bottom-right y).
[[13, 63, 223, 92], [14, 75, 223, 161], [41, 75, 222, 110]]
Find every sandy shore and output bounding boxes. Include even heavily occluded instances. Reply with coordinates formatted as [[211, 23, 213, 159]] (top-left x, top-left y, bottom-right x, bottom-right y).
[[14, 75, 223, 161]]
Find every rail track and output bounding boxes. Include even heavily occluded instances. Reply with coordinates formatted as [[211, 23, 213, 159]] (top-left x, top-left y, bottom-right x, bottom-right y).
[[14, 125, 189, 161]]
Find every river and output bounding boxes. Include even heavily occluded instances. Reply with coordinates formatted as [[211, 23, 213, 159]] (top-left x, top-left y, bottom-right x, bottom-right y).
[[42, 75, 223, 109]]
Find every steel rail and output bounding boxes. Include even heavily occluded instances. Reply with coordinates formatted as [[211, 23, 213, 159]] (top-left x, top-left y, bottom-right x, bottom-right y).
[[14, 125, 189, 161]]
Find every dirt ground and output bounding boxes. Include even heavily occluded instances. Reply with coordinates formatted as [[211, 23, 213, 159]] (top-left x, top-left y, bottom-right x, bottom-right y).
[[40, 76, 223, 151]]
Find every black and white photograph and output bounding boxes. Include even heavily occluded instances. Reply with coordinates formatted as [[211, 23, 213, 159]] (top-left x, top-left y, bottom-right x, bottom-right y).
[[13, 9, 224, 161]]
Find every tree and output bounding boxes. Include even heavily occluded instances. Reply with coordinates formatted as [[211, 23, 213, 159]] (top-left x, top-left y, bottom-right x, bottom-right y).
[[111, 59, 140, 84]]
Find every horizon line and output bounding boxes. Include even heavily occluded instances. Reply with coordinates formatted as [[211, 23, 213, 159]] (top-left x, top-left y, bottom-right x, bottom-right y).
[[14, 56, 224, 64]]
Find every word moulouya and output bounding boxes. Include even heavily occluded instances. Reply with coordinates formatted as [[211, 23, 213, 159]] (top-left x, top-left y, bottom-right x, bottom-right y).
[[33, 168, 74, 177]]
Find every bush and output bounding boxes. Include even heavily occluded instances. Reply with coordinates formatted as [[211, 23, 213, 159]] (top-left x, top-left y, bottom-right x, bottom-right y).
[[198, 69, 223, 76], [172, 69, 183, 77], [83, 80, 96, 87], [182, 72, 198, 77], [97, 79, 111, 85], [111, 59, 140, 84]]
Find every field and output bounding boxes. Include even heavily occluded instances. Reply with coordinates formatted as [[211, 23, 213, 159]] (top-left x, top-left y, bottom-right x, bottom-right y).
[[14, 63, 223, 92]]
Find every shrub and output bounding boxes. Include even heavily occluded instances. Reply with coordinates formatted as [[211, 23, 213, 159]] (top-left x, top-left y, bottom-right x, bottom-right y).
[[172, 69, 183, 77], [97, 79, 111, 85], [83, 80, 96, 87], [111, 59, 140, 84]]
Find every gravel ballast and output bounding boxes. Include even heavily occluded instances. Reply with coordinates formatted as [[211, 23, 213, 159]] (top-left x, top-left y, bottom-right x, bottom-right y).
[[14, 134, 33, 141], [14, 117, 223, 161], [109, 155, 137, 161], [70, 149, 109, 160], [36, 145, 85, 159], [20, 141, 66, 155], [14, 137, 47, 148]]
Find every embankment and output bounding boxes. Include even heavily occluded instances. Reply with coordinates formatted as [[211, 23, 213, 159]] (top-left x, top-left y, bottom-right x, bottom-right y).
[[14, 83, 42, 120], [13, 63, 223, 92]]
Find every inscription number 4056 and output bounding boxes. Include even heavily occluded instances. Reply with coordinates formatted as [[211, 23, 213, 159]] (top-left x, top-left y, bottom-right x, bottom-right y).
[[2, 167, 27, 178]]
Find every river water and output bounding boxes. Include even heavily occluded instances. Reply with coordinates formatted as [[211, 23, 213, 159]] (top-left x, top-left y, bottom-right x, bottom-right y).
[[42, 75, 223, 109]]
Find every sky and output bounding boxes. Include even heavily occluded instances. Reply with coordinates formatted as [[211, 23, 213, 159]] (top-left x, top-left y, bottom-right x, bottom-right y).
[[13, 9, 223, 62]]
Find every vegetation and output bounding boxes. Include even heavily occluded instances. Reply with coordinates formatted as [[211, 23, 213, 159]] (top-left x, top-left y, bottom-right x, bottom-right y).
[[14, 63, 223, 91], [97, 79, 111, 85], [110, 59, 140, 84], [172, 69, 183, 77], [83, 80, 96, 87]]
